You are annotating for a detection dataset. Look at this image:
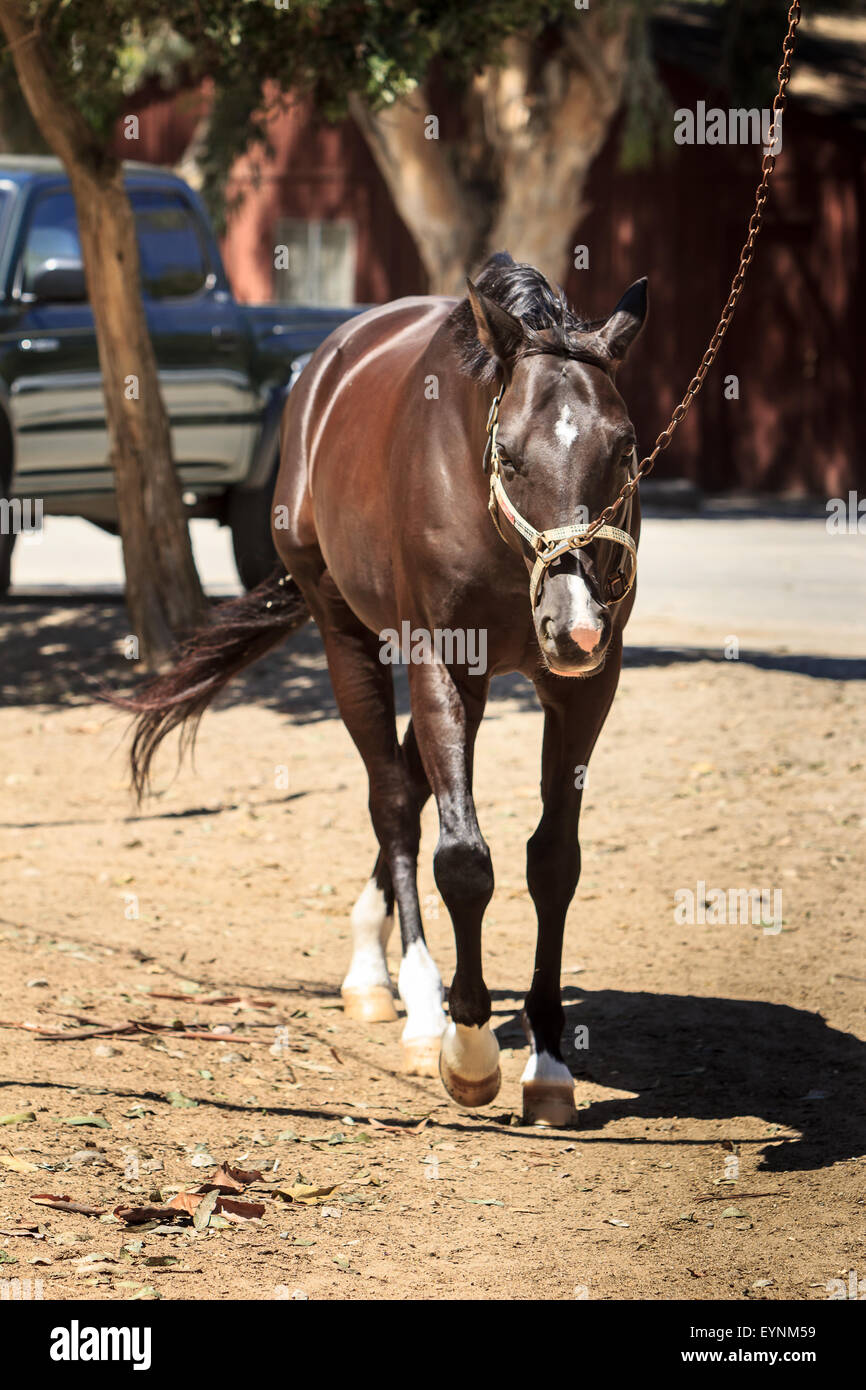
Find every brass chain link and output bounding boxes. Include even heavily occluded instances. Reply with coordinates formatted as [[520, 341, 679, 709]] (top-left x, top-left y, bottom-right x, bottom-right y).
[[581, 0, 802, 543]]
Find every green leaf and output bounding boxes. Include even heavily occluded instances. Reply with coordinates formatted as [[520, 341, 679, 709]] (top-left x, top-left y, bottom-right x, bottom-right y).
[[165, 1092, 198, 1109]]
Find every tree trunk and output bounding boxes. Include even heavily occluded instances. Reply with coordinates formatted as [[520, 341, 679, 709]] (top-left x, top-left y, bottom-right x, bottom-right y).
[[0, 2, 206, 664], [73, 170, 207, 657], [353, 12, 630, 295], [349, 91, 478, 296], [478, 24, 630, 278]]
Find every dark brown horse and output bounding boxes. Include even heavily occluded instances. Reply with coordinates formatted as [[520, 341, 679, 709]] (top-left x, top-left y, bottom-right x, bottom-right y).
[[123, 253, 647, 1126]]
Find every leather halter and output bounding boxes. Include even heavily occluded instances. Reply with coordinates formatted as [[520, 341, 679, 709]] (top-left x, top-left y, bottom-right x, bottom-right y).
[[483, 385, 638, 610]]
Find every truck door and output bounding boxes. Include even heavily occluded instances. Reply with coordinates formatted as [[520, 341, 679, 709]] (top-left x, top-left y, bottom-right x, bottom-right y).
[[130, 186, 259, 492], [6, 185, 105, 498]]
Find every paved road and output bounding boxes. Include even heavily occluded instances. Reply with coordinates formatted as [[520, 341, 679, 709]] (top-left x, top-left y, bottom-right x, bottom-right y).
[[8, 510, 865, 658]]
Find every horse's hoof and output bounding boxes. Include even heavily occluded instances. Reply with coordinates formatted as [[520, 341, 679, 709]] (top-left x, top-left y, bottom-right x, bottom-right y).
[[522, 1080, 578, 1128], [440, 1054, 502, 1108], [400, 1035, 442, 1077], [341, 985, 398, 1024], [438, 1021, 501, 1108]]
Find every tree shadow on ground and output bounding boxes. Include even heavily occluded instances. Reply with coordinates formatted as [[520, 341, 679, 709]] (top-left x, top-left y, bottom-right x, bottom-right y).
[[2, 594, 864, 715], [491, 986, 865, 1174]]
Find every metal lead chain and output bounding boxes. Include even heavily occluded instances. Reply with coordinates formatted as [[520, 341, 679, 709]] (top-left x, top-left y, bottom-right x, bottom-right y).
[[579, 0, 802, 542]]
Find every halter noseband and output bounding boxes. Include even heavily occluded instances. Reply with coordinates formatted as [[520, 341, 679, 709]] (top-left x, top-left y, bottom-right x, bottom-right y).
[[483, 385, 638, 610]]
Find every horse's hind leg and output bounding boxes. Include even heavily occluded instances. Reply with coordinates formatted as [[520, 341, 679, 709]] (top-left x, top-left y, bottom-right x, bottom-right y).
[[342, 853, 397, 1023], [344, 722, 433, 1037], [310, 584, 446, 1071]]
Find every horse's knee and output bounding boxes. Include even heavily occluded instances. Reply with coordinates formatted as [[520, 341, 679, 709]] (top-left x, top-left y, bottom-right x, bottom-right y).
[[434, 833, 493, 912], [527, 822, 580, 907]]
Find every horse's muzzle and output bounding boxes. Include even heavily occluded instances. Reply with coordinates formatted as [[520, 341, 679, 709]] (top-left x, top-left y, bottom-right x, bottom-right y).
[[536, 609, 612, 676], [532, 557, 612, 675]]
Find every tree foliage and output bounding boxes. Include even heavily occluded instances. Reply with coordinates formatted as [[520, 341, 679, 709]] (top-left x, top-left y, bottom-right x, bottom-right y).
[[3, 1, 847, 204]]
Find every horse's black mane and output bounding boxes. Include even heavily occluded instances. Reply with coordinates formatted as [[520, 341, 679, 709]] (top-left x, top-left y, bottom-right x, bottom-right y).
[[447, 251, 605, 383]]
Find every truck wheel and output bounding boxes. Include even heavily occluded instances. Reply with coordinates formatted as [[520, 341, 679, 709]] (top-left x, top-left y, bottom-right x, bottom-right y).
[[228, 459, 281, 592]]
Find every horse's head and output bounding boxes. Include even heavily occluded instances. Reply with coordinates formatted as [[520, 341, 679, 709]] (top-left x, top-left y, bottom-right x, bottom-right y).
[[467, 273, 647, 677]]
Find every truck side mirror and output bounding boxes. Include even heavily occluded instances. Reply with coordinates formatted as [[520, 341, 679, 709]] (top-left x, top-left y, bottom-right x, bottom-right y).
[[30, 258, 87, 303]]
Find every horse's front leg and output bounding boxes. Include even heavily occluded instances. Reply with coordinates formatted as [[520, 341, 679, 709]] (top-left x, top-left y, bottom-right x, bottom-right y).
[[523, 644, 623, 1126], [408, 660, 500, 1107]]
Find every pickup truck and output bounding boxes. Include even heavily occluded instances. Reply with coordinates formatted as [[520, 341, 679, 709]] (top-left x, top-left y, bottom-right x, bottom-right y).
[[0, 156, 361, 594]]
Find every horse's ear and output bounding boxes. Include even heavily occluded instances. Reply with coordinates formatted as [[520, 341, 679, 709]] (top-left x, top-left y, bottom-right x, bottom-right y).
[[597, 278, 648, 364], [466, 278, 524, 374]]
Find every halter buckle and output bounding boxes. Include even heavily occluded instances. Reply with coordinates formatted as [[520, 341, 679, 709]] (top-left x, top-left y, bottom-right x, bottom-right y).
[[485, 387, 503, 437]]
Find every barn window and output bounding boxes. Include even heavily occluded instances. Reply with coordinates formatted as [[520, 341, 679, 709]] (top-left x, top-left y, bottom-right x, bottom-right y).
[[272, 218, 356, 305]]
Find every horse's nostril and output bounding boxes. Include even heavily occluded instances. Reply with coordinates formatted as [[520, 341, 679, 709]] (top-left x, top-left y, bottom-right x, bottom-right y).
[[570, 625, 602, 653], [541, 617, 554, 642]]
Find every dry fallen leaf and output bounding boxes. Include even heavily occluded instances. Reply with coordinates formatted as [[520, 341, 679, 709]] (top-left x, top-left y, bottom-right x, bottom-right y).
[[30, 1194, 106, 1216], [0, 1224, 44, 1239], [216, 1197, 266, 1222], [200, 1162, 263, 1194], [168, 1190, 265, 1222], [193, 1189, 219, 1231], [368, 1116, 428, 1136], [0, 1154, 39, 1173], [275, 1183, 337, 1206], [113, 1204, 187, 1226]]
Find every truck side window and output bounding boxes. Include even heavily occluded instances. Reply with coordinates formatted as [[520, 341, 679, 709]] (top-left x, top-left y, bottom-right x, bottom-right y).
[[20, 191, 82, 295], [132, 190, 208, 299]]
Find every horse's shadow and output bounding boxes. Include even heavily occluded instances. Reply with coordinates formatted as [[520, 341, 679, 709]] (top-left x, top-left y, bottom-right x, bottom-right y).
[[491, 987, 865, 1173]]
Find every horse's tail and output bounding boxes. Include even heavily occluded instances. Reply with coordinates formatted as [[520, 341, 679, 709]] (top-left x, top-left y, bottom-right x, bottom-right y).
[[110, 567, 309, 801]]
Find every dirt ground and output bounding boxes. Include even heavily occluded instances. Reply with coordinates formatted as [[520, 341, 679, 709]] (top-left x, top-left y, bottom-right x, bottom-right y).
[[0, 596, 863, 1301]]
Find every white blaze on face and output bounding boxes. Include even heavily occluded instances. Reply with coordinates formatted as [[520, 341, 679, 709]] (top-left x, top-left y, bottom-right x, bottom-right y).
[[563, 570, 600, 635], [554, 403, 579, 451]]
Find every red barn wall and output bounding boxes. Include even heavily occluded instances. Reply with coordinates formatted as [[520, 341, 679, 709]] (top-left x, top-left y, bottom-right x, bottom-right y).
[[573, 66, 865, 498], [114, 71, 864, 496]]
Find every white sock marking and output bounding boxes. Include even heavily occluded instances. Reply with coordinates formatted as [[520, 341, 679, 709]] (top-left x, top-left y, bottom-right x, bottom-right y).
[[521, 1024, 575, 1087], [398, 939, 446, 1042], [342, 878, 393, 992]]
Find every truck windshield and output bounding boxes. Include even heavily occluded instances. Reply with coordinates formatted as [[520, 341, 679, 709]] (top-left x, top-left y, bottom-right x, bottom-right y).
[[18, 186, 210, 300], [131, 190, 209, 299]]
